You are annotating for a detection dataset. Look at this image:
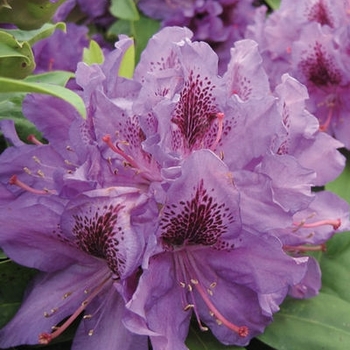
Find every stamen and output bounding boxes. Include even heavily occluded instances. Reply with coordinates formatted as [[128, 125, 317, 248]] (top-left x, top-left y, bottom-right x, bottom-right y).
[[293, 218, 341, 230], [32, 156, 41, 164], [63, 292, 72, 299], [283, 243, 326, 253], [175, 254, 208, 331], [9, 175, 53, 195], [102, 134, 139, 169], [193, 278, 248, 337], [184, 304, 194, 311], [210, 113, 225, 151], [184, 253, 248, 338], [27, 134, 43, 145], [38, 276, 110, 344]]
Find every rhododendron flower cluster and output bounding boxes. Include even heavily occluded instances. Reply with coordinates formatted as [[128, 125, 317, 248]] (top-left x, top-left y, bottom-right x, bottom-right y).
[[0, 27, 349, 349], [138, 0, 258, 73], [247, 0, 350, 148]]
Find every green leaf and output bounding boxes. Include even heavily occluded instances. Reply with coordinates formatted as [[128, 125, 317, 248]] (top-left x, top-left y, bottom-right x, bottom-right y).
[[186, 325, 245, 350], [0, 31, 35, 79], [0, 22, 66, 46], [259, 230, 350, 350], [326, 157, 350, 204], [264, 0, 281, 10], [0, 94, 41, 142], [107, 14, 160, 64], [118, 40, 135, 78], [0, 260, 38, 328], [25, 70, 75, 86], [133, 14, 160, 63], [83, 39, 105, 65], [108, 18, 133, 38], [0, 248, 7, 260], [0, 76, 86, 118], [109, 0, 139, 21], [259, 293, 350, 350], [0, 0, 66, 30], [320, 231, 350, 302]]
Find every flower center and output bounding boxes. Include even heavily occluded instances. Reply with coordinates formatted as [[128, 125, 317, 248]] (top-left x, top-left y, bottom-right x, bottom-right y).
[[171, 70, 219, 151], [71, 203, 127, 276], [307, 0, 334, 27], [160, 179, 235, 250], [299, 42, 341, 87]]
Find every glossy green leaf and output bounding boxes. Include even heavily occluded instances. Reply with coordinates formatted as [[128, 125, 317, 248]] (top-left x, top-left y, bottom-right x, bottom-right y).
[[83, 39, 105, 65], [0, 249, 7, 259], [0, 93, 40, 142], [0, 76, 86, 118], [326, 156, 350, 204], [107, 14, 160, 64], [133, 14, 160, 62], [0, 31, 35, 78], [118, 40, 135, 78], [0, 72, 74, 142], [186, 326, 245, 350], [109, 0, 139, 21], [259, 292, 350, 350], [0, 22, 66, 46], [0, 260, 37, 328], [25, 70, 75, 86], [0, 0, 66, 30], [320, 231, 350, 302], [259, 229, 350, 350], [264, 0, 281, 10]]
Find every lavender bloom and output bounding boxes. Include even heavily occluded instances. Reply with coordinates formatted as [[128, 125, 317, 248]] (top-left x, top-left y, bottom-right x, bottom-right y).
[[1, 27, 349, 349], [53, 0, 114, 28], [125, 150, 309, 348], [122, 28, 349, 346], [32, 22, 89, 74], [0, 187, 149, 349], [246, 0, 350, 148], [0, 39, 154, 347], [138, 0, 258, 73]]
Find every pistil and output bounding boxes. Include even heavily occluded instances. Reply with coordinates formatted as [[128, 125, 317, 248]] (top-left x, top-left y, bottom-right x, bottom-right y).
[[102, 134, 139, 169], [27, 134, 43, 145], [293, 218, 341, 230], [9, 175, 54, 195]]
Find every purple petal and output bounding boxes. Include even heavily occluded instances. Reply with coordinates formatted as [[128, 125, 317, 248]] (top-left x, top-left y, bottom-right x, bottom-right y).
[[0, 263, 109, 347]]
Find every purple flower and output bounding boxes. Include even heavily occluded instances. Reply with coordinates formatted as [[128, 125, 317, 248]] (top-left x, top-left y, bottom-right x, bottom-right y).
[[246, 0, 350, 148], [122, 28, 348, 346], [53, 0, 114, 28], [32, 23, 89, 74], [138, 0, 259, 73], [0, 182, 150, 348], [1, 26, 349, 349], [0, 53, 152, 349], [125, 150, 308, 348]]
